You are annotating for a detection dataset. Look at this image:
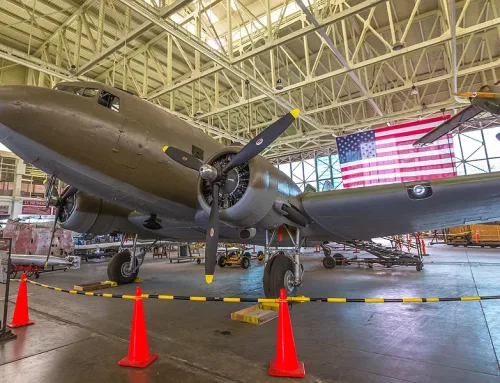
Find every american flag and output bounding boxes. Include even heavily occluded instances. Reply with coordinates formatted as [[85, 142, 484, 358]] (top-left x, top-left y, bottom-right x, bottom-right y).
[[336, 116, 456, 188]]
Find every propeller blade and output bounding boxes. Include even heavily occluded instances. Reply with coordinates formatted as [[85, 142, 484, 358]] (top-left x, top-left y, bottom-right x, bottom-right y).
[[222, 109, 300, 173], [204, 184, 220, 284], [44, 205, 61, 268], [454, 91, 500, 99], [163, 145, 203, 171], [44, 177, 59, 208]]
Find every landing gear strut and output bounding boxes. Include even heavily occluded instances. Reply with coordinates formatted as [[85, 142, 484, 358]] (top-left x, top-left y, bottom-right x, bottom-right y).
[[263, 226, 304, 298], [107, 234, 156, 284]]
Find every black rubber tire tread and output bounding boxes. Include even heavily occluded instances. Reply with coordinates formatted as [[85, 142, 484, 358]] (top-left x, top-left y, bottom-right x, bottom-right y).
[[263, 254, 295, 298], [241, 256, 251, 269], [107, 251, 138, 285], [322, 256, 336, 269], [217, 255, 226, 267]]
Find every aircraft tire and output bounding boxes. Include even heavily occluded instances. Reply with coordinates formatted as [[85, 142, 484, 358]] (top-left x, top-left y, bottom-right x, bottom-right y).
[[241, 256, 250, 269], [218, 255, 226, 268], [107, 250, 139, 285], [322, 256, 336, 269], [263, 254, 296, 298]]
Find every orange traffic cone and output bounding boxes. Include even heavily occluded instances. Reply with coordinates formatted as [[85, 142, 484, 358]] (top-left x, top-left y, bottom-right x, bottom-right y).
[[421, 239, 427, 256], [118, 286, 158, 368], [7, 273, 35, 328], [269, 288, 305, 378]]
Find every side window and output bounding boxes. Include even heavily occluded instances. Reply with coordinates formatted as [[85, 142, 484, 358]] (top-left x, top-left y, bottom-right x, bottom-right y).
[[98, 91, 120, 112], [192, 145, 204, 161]]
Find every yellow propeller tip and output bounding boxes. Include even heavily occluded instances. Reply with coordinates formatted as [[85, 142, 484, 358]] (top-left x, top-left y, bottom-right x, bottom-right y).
[[290, 108, 300, 119], [162, 145, 169, 153], [205, 275, 214, 284]]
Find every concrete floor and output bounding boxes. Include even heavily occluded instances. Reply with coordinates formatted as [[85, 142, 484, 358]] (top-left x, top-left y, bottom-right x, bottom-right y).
[[2, 243, 500, 382]]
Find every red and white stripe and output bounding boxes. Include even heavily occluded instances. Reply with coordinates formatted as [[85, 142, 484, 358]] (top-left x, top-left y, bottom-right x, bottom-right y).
[[341, 116, 456, 188]]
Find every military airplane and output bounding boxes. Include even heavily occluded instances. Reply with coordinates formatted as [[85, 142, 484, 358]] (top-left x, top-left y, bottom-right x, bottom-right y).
[[414, 81, 500, 146], [2, 81, 500, 297]]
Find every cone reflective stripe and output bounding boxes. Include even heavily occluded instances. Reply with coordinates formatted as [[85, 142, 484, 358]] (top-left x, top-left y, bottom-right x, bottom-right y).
[[7, 273, 35, 328], [118, 286, 158, 368], [269, 288, 305, 378]]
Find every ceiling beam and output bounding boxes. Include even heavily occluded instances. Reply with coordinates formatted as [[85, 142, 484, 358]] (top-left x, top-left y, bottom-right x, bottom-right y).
[[147, 0, 386, 100], [118, 0, 325, 130], [295, 0, 383, 117], [76, 0, 194, 76]]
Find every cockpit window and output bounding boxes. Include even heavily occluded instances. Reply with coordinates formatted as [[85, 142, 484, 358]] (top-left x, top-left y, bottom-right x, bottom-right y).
[[54, 85, 99, 98], [82, 88, 99, 98], [55, 85, 82, 94], [98, 91, 120, 112]]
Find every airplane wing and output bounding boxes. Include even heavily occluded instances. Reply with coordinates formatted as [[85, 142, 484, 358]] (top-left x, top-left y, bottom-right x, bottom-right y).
[[413, 105, 482, 146], [300, 173, 500, 240]]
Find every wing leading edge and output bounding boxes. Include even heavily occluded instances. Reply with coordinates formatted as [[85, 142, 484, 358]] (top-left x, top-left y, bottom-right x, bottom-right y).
[[301, 173, 500, 240]]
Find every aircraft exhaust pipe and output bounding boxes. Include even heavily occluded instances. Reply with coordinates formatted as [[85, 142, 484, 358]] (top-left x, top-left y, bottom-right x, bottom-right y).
[[239, 228, 257, 240]]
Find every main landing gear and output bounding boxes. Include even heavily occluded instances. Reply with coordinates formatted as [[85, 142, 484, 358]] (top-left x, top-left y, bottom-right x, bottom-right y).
[[107, 234, 156, 284], [263, 227, 304, 298]]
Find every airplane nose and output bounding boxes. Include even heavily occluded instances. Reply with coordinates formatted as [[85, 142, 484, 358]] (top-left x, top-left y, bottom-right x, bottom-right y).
[[0, 86, 23, 140], [0, 85, 24, 104]]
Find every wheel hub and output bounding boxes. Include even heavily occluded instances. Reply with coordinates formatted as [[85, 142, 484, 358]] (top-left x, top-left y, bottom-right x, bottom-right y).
[[120, 261, 134, 277], [283, 269, 295, 294]]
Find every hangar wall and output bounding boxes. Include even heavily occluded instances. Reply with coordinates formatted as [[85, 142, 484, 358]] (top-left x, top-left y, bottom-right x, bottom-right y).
[[0, 61, 27, 86]]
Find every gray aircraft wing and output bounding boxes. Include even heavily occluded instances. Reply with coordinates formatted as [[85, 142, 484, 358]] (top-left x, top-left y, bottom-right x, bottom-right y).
[[300, 173, 500, 240], [413, 105, 482, 146]]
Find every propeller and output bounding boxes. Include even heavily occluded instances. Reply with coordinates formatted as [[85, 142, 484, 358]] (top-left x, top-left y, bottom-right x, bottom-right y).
[[44, 184, 78, 267], [454, 91, 500, 99], [163, 108, 300, 283]]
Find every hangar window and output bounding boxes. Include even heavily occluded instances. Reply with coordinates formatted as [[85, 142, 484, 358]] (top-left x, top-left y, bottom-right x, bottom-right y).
[[98, 91, 120, 112]]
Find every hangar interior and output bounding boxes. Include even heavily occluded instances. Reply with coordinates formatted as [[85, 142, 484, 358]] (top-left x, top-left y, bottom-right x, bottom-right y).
[[1, 0, 500, 382]]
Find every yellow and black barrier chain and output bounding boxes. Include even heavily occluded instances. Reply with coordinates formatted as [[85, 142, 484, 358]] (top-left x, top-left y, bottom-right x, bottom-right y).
[[11, 279, 500, 303]]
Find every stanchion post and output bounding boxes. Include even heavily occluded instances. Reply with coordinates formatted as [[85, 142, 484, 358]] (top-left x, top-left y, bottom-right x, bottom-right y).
[[1, 238, 17, 343]]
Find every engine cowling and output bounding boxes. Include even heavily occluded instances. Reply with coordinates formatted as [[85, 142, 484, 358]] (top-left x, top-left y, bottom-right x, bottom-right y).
[[58, 191, 140, 235], [197, 147, 303, 229]]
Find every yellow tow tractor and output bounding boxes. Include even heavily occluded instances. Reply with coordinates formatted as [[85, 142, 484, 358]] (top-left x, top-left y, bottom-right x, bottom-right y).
[[217, 244, 265, 269]]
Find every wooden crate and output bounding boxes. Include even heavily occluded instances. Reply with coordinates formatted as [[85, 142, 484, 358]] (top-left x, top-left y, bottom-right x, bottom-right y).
[[73, 281, 115, 291], [231, 304, 279, 325]]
